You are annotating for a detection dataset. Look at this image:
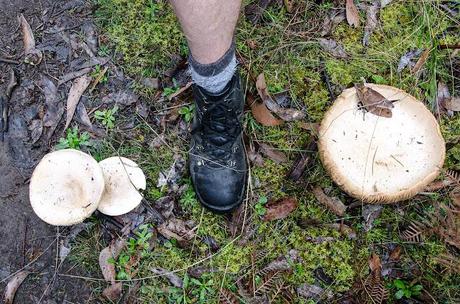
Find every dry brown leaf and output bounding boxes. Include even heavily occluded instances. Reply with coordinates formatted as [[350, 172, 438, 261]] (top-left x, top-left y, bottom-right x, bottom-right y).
[[355, 83, 395, 118], [389, 246, 402, 261], [312, 186, 347, 216], [369, 253, 382, 274], [318, 38, 349, 59], [157, 218, 196, 242], [256, 73, 305, 121], [363, 1, 380, 46], [445, 97, 460, 111], [411, 48, 430, 73], [3, 271, 29, 304], [263, 197, 298, 221], [65, 75, 91, 130], [99, 238, 126, 284], [18, 14, 42, 65], [249, 94, 283, 126], [259, 143, 288, 164], [102, 282, 123, 301], [346, 0, 360, 27]]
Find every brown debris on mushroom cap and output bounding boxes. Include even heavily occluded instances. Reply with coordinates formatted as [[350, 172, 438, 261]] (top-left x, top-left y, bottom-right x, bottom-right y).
[[318, 84, 445, 203], [29, 149, 105, 226], [97, 157, 146, 216]]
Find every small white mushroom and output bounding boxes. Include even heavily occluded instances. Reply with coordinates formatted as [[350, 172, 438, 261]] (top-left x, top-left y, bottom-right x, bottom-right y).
[[30, 149, 105, 226], [318, 84, 445, 203], [97, 157, 146, 216]]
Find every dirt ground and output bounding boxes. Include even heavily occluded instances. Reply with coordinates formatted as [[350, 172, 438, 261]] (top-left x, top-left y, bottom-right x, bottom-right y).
[[0, 0, 105, 302]]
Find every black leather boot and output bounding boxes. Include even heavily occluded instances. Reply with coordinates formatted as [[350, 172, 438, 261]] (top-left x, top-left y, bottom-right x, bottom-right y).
[[189, 72, 247, 213]]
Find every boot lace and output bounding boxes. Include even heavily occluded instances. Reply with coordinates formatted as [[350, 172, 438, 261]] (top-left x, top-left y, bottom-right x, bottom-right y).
[[192, 98, 241, 164]]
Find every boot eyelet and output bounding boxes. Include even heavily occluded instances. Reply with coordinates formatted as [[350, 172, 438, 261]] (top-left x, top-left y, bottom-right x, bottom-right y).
[[227, 160, 236, 167]]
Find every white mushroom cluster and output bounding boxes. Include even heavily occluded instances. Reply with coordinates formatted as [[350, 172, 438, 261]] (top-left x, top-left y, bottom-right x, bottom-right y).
[[318, 84, 445, 203], [30, 149, 146, 226]]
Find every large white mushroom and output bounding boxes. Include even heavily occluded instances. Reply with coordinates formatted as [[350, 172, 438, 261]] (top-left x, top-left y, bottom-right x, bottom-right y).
[[30, 149, 105, 226], [318, 84, 445, 203], [97, 156, 146, 216]]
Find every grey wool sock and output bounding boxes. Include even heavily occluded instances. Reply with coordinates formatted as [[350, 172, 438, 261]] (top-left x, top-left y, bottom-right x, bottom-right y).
[[189, 43, 237, 94]]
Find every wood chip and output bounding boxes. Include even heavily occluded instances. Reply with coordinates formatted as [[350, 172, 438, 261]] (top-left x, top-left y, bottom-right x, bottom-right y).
[[3, 271, 29, 304], [411, 48, 430, 74], [346, 0, 360, 27], [18, 14, 42, 65], [258, 143, 288, 163], [263, 197, 298, 221], [65, 75, 91, 130], [312, 186, 347, 216]]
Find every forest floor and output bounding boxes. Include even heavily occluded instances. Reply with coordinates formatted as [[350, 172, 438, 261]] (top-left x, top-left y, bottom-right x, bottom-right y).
[[1, 0, 459, 303]]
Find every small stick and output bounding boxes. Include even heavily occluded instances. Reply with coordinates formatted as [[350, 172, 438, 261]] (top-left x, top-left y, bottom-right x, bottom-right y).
[[0, 57, 20, 64]]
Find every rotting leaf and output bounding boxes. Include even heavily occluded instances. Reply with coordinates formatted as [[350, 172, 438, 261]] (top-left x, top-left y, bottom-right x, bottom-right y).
[[445, 97, 460, 112], [248, 93, 283, 126], [151, 267, 183, 288], [102, 282, 123, 301], [157, 218, 196, 243], [355, 83, 395, 118], [362, 204, 383, 231], [320, 10, 346, 37], [29, 119, 43, 144], [259, 143, 287, 164], [312, 186, 347, 216], [65, 75, 91, 130], [3, 271, 29, 304], [397, 49, 422, 73], [369, 253, 382, 275], [363, 0, 380, 46], [18, 14, 42, 65], [437, 81, 451, 115], [263, 197, 298, 221], [325, 223, 357, 239], [411, 48, 430, 74], [287, 139, 317, 181], [318, 38, 349, 59], [256, 73, 305, 121], [389, 245, 402, 261], [245, 0, 272, 24], [99, 238, 126, 284], [346, 0, 360, 27]]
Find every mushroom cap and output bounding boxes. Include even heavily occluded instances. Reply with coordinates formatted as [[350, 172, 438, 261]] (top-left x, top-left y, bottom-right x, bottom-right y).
[[30, 149, 105, 226], [97, 157, 146, 216], [318, 84, 445, 203]]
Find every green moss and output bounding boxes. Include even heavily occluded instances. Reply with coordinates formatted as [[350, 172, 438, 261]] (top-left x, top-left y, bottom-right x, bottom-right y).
[[95, 0, 186, 77]]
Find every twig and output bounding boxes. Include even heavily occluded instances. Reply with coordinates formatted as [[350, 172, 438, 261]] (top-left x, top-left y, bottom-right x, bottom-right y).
[[0, 57, 20, 64]]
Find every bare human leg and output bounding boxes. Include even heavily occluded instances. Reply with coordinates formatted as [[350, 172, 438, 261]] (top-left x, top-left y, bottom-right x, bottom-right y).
[[169, 0, 247, 213]]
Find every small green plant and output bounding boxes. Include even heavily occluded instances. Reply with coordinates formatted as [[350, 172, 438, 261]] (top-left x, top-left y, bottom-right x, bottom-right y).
[[179, 185, 198, 210], [98, 45, 110, 57], [390, 279, 423, 300], [94, 105, 118, 129], [178, 104, 195, 123], [166, 274, 214, 304], [109, 224, 153, 280], [56, 127, 90, 150], [190, 276, 214, 303], [163, 78, 180, 98], [254, 196, 268, 216], [90, 64, 109, 84]]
